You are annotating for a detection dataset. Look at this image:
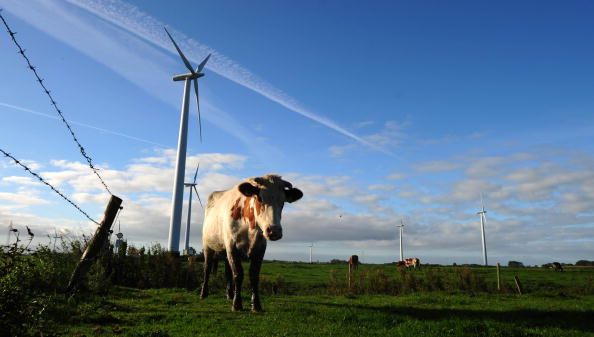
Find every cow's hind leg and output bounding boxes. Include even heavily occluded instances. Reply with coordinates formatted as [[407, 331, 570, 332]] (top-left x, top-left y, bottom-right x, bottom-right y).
[[200, 248, 214, 299], [224, 257, 234, 300], [227, 247, 244, 311], [249, 249, 265, 312]]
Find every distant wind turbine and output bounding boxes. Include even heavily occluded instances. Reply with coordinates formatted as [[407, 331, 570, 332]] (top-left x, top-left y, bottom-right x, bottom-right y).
[[183, 163, 203, 256], [308, 243, 314, 264], [52, 229, 60, 252], [164, 27, 211, 253], [477, 194, 488, 266], [396, 220, 405, 262], [6, 221, 17, 245]]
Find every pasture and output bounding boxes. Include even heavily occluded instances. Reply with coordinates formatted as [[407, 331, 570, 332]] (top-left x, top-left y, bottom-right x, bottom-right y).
[[55, 262, 593, 337]]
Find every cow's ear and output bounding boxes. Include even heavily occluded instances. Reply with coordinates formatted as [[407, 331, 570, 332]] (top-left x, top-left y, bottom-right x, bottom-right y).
[[238, 182, 260, 197], [285, 187, 303, 203]]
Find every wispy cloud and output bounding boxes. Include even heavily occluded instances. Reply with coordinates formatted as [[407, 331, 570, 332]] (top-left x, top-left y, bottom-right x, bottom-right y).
[[64, 0, 374, 149], [0, 102, 168, 148], [1, 0, 281, 162]]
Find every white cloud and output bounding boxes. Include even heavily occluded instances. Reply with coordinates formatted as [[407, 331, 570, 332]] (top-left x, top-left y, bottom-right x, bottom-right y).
[[415, 160, 462, 173], [386, 172, 405, 180]]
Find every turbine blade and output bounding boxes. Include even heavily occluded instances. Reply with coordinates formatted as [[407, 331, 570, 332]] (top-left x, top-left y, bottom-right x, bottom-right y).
[[164, 27, 195, 73], [194, 186, 203, 209], [193, 78, 203, 142], [193, 163, 199, 183], [196, 54, 211, 73]]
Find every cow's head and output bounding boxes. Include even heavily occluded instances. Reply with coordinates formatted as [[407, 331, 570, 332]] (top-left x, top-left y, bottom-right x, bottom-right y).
[[237, 174, 303, 241]]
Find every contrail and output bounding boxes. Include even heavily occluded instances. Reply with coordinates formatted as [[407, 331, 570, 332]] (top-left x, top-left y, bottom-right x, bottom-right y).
[[0, 102, 168, 148], [65, 0, 377, 149]]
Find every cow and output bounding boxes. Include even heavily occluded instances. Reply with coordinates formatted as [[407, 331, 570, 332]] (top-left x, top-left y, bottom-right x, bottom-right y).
[[552, 262, 564, 272], [200, 174, 303, 312], [404, 258, 420, 269], [348, 255, 359, 270]]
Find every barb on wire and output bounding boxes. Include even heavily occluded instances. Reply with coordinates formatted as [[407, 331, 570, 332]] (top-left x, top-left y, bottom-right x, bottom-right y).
[[0, 148, 100, 226], [0, 11, 112, 195]]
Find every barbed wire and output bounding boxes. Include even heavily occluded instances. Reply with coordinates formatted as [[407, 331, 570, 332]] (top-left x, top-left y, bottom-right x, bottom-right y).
[[0, 11, 113, 195], [0, 148, 100, 226]]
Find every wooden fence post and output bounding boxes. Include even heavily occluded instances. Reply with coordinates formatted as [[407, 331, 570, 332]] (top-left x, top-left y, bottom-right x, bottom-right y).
[[348, 263, 352, 290], [513, 275, 523, 295], [496, 263, 501, 291], [67, 195, 122, 296]]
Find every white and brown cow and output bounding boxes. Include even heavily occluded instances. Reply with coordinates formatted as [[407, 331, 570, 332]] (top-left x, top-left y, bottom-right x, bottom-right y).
[[200, 174, 303, 312], [405, 257, 420, 269]]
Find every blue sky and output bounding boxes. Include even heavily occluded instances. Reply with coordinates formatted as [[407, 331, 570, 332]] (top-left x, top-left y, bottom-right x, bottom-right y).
[[1, 0, 593, 264]]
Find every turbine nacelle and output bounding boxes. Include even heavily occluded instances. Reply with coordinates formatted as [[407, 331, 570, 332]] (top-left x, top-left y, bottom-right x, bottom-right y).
[[173, 72, 205, 82]]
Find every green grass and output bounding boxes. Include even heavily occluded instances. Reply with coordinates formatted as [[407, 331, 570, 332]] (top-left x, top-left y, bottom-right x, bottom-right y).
[[62, 288, 594, 337], [57, 263, 594, 337]]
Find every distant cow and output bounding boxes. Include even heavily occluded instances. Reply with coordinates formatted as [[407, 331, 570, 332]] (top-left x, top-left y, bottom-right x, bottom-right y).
[[348, 255, 359, 270], [552, 262, 564, 272], [200, 174, 303, 312], [404, 258, 420, 269]]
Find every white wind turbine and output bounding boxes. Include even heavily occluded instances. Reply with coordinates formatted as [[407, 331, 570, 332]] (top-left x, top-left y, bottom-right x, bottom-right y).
[[396, 220, 405, 261], [6, 221, 17, 245], [182, 163, 203, 256], [308, 243, 314, 264], [164, 27, 211, 253], [477, 194, 488, 266]]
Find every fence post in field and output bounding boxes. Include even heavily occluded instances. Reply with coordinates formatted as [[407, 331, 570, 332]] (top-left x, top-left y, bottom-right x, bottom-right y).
[[513, 275, 523, 295], [348, 263, 352, 290], [496, 262, 501, 291], [67, 195, 123, 296]]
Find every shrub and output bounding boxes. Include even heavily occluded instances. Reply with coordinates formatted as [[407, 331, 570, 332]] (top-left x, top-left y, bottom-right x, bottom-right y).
[[508, 261, 525, 268]]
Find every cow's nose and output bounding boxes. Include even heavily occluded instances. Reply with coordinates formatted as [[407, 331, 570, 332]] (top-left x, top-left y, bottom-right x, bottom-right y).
[[266, 226, 282, 241]]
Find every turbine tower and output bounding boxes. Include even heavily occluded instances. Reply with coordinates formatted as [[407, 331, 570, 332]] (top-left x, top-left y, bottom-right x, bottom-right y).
[[52, 229, 60, 252], [6, 221, 16, 245], [164, 27, 211, 253], [396, 220, 405, 261], [308, 243, 314, 264], [477, 194, 488, 266], [183, 163, 203, 256]]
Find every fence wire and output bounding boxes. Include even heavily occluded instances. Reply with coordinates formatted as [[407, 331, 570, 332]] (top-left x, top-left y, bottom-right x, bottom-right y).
[[0, 11, 113, 195], [0, 148, 100, 226]]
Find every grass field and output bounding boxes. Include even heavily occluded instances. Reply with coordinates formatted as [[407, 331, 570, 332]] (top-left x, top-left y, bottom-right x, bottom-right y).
[[58, 262, 594, 337]]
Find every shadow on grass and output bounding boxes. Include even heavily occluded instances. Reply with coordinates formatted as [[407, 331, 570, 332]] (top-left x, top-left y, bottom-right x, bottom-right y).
[[293, 299, 594, 333]]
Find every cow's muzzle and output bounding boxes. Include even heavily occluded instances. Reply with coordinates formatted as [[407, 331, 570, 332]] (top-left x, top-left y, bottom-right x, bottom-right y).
[[266, 226, 283, 241]]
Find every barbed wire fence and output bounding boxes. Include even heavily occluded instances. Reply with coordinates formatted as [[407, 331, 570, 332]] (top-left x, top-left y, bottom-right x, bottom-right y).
[[0, 10, 113, 195], [0, 149, 100, 226], [0, 10, 119, 227]]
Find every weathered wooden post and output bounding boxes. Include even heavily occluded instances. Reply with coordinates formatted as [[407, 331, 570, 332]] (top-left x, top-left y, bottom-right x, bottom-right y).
[[513, 275, 523, 295], [67, 195, 123, 295], [348, 263, 352, 290], [496, 262, 501, 291]]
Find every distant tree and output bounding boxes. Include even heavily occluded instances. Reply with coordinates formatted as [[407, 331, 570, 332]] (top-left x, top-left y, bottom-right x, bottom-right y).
[[127, 245, 140, 256], [576, 260, 594, 266], [508, 261, 525, 268], [330, 259, 347, 264]]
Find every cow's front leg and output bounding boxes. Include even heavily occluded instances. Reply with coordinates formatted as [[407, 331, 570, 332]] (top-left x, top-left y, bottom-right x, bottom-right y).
[[200, 248, 215, 299], [249, 249, 264, 312], [227, 247, 244, 311], [224, 257, 234, 300]]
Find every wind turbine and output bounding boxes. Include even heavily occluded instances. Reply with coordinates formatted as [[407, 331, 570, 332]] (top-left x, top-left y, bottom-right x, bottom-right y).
[[6, 221, 17, 245], [308, 243, 314, 264], [183, 163, 203, 256], [52, 229, 60, 252], [164, 27, 211, 253], [396, 220, 405, 262], [477, 194, 488, 266]]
